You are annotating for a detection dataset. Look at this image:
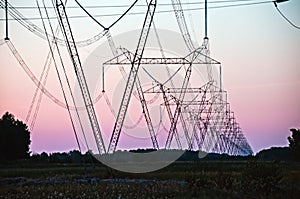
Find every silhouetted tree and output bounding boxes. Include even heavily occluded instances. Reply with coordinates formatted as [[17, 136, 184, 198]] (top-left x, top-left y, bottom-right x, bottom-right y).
[[31, 152, 49, 163], [0, 112, 31, 161], [256, 147, 291, 161], [49, 152, 70, 163], [69, 150, 82, 163], [288, 128, 300, 161]]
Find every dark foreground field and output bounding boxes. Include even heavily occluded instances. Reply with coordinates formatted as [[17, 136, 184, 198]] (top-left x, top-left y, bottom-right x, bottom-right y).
[[0, 161, 300, 198]]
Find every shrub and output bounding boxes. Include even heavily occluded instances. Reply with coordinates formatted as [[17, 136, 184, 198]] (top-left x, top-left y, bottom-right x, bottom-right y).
[[241, 161, 282, 196]]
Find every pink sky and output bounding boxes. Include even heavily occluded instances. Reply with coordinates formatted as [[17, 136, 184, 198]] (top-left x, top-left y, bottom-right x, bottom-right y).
[[0, 0, 299, 154]]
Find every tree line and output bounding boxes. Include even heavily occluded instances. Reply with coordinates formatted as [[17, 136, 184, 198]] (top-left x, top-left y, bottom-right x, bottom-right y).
[[0, 111, 299, 163]]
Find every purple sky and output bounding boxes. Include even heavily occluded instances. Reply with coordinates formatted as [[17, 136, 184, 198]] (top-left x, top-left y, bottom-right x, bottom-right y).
[[0, 0, 299, 154]]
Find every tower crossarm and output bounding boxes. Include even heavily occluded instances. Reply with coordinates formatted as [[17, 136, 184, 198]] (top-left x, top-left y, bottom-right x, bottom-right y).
[[104, 56, 219, 65]]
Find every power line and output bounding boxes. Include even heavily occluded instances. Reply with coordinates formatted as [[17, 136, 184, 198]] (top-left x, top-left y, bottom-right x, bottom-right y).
[[74, 0, 139, 30], [36, 0, 84, 152], [4, 0, 272, 9], [74, 0, 106, 29], [273, 2, 300, 30], [0, 1, 273, 21]]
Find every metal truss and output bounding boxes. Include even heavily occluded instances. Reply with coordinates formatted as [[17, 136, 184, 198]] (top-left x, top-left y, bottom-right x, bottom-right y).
[[103, 48, 220, 66], [107, 0, 158, 154], [56, 0, 106, 154], [152, 82, 253, 155], [104, 45, 253, 155]]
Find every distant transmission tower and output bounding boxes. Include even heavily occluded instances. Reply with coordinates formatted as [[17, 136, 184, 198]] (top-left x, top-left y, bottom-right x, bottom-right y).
[[102, 0, 253, 155]]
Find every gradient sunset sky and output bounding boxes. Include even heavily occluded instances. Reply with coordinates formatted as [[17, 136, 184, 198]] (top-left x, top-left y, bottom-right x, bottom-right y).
[[0, 0, 299, 154]]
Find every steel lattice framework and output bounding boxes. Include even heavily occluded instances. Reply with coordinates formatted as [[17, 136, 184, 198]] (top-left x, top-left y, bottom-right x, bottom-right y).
[[104, 41, 253, 155], [56, 0, 106, 154], [107, 0, 159, 154], [2, 0, 253, 156]]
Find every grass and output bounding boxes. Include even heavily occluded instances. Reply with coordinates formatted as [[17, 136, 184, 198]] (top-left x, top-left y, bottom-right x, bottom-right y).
[[0, 161, 300, 198]]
